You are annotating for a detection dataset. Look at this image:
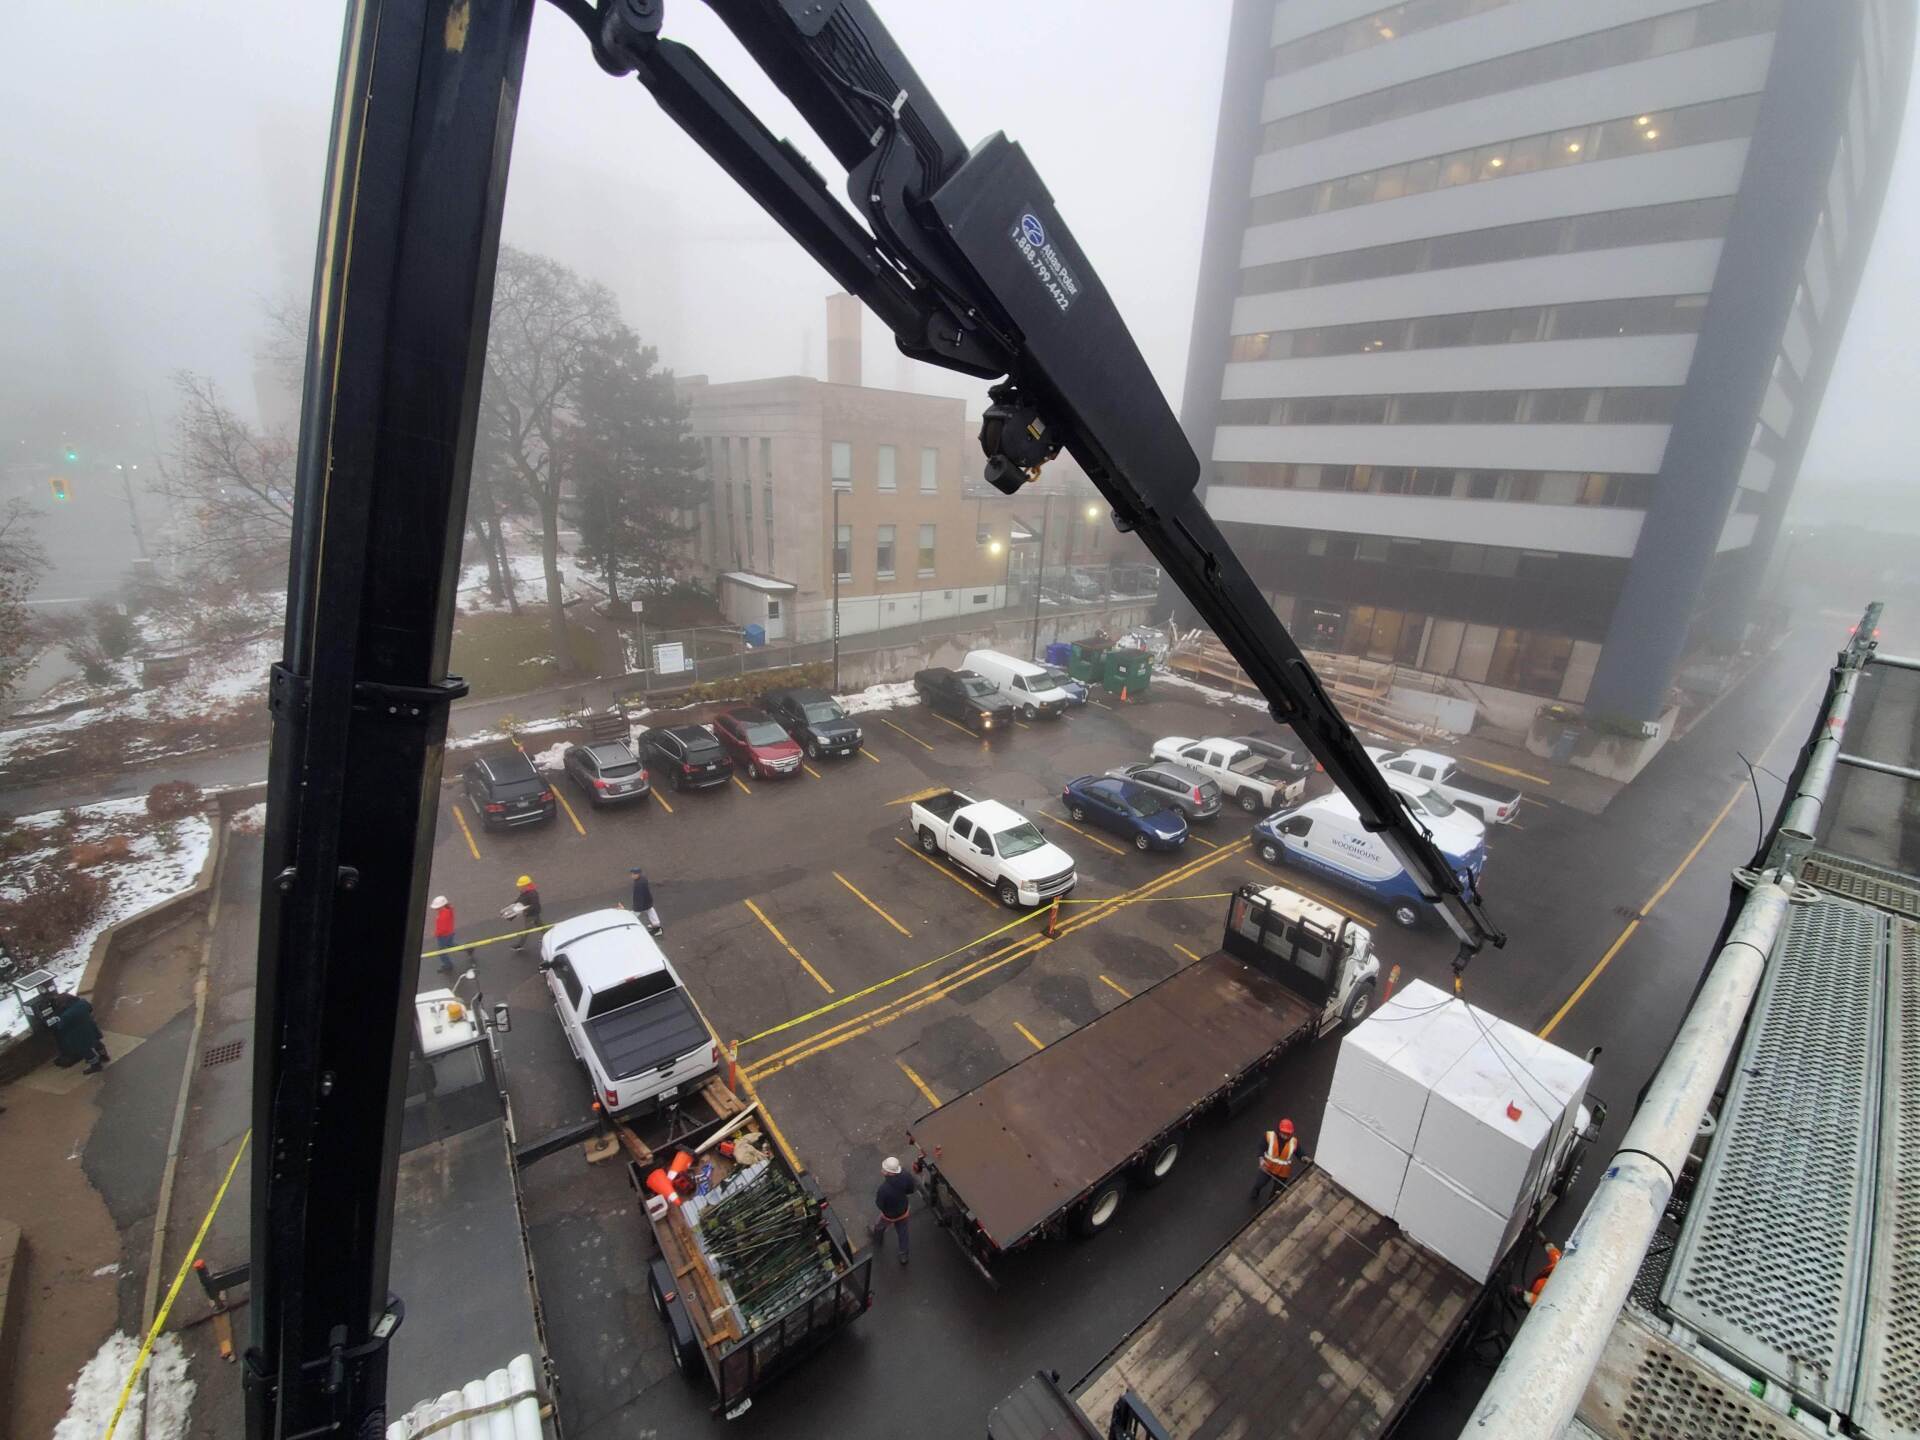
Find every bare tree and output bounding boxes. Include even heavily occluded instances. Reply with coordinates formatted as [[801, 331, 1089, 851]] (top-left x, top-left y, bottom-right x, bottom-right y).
[[157, 372, 295, 586], [479, 247, 622, 672], [0, 501, 48, 707]]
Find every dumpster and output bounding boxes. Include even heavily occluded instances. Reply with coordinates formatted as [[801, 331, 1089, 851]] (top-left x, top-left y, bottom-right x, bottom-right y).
[[1102, 647, 1152, 699], [1044, 641, 1073, 668], [1067, 642, 1107, 684]]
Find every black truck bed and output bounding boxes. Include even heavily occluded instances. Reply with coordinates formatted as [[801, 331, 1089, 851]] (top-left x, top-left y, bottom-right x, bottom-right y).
[[1073, 1168, 1479, 1438], [912, 949, 1317, 1248], [588, 988, 708, 1079]]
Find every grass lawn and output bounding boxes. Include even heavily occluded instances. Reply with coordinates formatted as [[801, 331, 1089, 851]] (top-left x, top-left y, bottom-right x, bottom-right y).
[[452, 609, 600, 699]]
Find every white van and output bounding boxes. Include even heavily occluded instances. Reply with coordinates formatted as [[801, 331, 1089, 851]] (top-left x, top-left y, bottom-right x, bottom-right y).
[[1252, 790, 1488, 929], [962, 649, 1073, 720]]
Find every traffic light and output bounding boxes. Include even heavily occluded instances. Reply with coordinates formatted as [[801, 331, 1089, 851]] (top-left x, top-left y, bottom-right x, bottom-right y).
[[62, 447, 77, 463], [49, 475, 69, 501]]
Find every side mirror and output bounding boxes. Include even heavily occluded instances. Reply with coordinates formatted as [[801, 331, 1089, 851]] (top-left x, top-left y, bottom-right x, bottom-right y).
[[535, 959, 552, 974], [492, 1002, 511, 1034]]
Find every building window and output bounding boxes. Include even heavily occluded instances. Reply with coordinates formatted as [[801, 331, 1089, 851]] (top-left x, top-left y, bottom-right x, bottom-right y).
[[743, 482, 754, 567], [918, 523, 937, 576], [835, 524, 852, 580], [1230, 294, 1708, 365], [1269, 0, 1528, 80], [876, 524, 896, 578], [877, 444, 897, 491], [760, 436, 772, 480], [831, 441, 852, 485], [1249, 93, 1764, 227], [920, 447, 938, 493], [1215, 385, 1681, 428]]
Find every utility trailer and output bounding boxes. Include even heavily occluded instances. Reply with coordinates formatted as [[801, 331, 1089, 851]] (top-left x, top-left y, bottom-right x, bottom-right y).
[[910, 885, 1379, 1278], [610, 1079, 874, 1419]]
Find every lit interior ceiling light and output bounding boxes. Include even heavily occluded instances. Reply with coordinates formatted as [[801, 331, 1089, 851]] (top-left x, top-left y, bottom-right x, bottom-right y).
[[1567, 141, 1582, 153], [1644, 129, 1660, 140], [1636, 115, 1651, 126], [1489, 156, 1504, 167]]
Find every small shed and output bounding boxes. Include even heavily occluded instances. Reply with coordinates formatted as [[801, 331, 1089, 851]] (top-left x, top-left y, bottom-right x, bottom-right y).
[[718, 572, 796, 641]]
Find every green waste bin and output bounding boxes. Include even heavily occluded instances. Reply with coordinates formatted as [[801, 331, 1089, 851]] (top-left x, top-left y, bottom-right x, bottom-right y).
[[1102, 647, 1152, 699], [1067, 642, 1107, 684]]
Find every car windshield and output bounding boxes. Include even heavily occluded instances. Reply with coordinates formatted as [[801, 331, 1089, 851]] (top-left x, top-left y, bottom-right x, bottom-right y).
[[802, 702, 844, 723], [962, 678, 997, 697], [995, 822, 1047, 857], [1043, 667, 1073, 688], [742, 721, 790, 745], [1408, 788, 1458, 819], [1130, 792, 1166, 816]]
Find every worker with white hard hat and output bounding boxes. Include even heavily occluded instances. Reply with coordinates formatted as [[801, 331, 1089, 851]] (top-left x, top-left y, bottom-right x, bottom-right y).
[[872, 1155, 916, 1266]]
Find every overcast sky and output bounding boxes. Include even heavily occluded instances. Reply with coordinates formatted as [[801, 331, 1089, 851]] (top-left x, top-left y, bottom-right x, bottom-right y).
[[1, 2, 1913, 512]]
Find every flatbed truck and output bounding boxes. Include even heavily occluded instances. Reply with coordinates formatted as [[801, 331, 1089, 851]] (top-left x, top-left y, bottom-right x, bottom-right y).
[[909, 885, 1381, 1276]]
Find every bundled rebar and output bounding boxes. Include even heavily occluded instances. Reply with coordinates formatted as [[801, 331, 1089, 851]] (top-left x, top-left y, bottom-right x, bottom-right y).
[[693, 1163, 835, 1329]]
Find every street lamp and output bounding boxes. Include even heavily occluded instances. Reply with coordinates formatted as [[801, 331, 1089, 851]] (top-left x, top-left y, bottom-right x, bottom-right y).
[[831, 482, 850, 690]]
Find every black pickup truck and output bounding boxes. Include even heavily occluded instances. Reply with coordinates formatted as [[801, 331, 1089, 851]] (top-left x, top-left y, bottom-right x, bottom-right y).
[[914, 667, 1018, 733]]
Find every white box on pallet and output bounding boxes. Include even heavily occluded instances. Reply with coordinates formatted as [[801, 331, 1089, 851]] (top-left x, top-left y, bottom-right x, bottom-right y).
[[1326, 979, 1483, 1153], [1396, 1155, 1524, 1284], [1315, 1101, 1412, 1217]]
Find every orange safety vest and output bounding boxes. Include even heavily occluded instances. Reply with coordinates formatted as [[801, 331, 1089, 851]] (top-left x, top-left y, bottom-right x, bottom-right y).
[[1260, 1131, 1297, 1181], [1524, 1247, 1562, 1307]]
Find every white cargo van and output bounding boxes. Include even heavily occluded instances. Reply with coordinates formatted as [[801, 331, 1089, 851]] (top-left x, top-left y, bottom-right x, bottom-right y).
[[1252, 790, 1488, 929], [962, 649, 1073, 720]]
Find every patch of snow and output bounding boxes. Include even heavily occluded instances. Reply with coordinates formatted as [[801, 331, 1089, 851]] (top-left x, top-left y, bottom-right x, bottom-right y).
[[529, 741, 569, 770], [230, 802, 268, 835], [93, 1262, 122, 1277], [52, 1331, 196, 1440], [836, 682, 921, 716], [1156, 672, 1265, 711], [446, 714, 574, 752]]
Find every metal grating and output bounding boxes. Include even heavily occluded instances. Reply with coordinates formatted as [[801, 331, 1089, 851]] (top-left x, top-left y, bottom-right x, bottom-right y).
[[1663, 896, 1885, 1410], [1579, 1310, 1805, 1440], [1854, 916, 1920, 1440], [201, 1039, 245, 1068], [1628, 1227, 1677, 1314], [1801, 850, 1920, 921]]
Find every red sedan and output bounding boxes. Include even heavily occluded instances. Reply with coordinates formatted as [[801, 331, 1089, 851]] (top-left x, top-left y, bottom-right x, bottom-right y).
[[712, 708, 804, 779]]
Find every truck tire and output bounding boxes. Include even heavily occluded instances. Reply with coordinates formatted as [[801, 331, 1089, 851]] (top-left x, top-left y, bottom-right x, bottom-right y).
[[1023, 703, 1039, 720], [998, 878, 1021, 908], [1258, 839, 1281, 864], [1075, 1177, 1128, 1237], [1135, 1136, 1183, 1188], [919, 827, 938, 854], [1343, 983, 1376, 1026], [1237, 788, 1261, 813], [1392, 902, 1420, 929]]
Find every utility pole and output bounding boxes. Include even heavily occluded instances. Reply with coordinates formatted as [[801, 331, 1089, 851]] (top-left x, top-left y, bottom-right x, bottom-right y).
[[115, 464, 150, 560], [1028, 490, 1052, 659]]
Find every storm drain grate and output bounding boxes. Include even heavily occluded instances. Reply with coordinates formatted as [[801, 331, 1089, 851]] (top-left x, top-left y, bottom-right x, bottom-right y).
[[1579, 1311, 1804, 1440], [1662, 896, 1884, 1410], [202, 1040, 245, 1069], [1854, 916, 1920, 1439], [1800, 850, 1920, 921]]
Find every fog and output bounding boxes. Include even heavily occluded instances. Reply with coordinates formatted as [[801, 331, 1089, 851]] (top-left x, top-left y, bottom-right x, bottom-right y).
[[2, 1, 1916, 569]]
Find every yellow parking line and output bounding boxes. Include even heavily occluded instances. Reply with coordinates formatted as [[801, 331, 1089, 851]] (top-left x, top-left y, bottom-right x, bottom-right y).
[[1014, 719, 1032, 730], [1092, 699, 1113, 710], [878, 716, 934, 752], [1175, 944, 1203, 963], [1098, 974, 1132, 999], [892, 836, 996, 906], [803, 763, 823, 779], [1014, 1021, 1045, 1051], [834, 871, 912, 937], [861, 747, 881, 764], [450, 803, 482, 861], [733, 775, 753, 796], [744, 899, 834, 992], [650, 787, 674, 815], [896, 1059, 941, 1109], [549, 781, 588, 837], [1189, 833, 1218, 849], [1044, 810, 1127, 857], [934, 714, 981, 739]]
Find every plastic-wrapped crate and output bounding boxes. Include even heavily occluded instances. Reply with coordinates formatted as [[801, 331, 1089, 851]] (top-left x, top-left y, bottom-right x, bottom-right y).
[[1325, 980, 1482, 1154], [1315, 1102, 1412, 1217]]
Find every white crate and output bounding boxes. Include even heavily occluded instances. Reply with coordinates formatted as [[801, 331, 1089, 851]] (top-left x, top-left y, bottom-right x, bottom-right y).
[[1316, 1102, 1412, 1218], [1326, 979, 1483, 1153], [1396, 1155, 1529, 1284]]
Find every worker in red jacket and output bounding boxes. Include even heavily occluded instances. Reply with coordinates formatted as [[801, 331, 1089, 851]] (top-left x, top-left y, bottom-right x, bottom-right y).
[[430, 895, 458, 976], [1250, 1117, 1298, 1206]]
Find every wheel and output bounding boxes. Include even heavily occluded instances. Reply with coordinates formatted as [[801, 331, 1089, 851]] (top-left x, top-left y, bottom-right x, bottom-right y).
[[919, 827, 938, 854], [1343, 983, 1376, 1026], [1259, 840, 1281, 864], [1070, 804, 1087, 821], [1023, 703, 1038, 720], [1074, 1177, 1127, 1237], [1135, 1136, 1181, 1188], [1134, 833, 1151, 851], [1237, 789, 1261, 813], [998, 878, 1021, 908], [806, 738, 821, 759], [1392, 902, 1420, 929]]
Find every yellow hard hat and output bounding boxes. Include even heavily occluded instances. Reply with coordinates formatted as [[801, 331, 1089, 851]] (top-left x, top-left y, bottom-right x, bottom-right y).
[[517, 875, 534, 888]]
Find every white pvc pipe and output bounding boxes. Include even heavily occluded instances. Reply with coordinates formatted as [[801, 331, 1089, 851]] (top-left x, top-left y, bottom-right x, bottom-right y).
[[1461, 874, 1794, 1440]]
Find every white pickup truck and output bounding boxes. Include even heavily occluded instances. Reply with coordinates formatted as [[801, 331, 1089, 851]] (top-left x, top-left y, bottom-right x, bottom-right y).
[[538, 909, 721, 1116], [1378, 747, 1522, 825], [1151, 736, 1307, 814], [910, 790, 1077, 908]]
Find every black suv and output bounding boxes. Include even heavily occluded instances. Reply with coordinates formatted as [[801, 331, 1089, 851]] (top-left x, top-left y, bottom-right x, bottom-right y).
[[562, 739, 651, 806], [913, 667, 1018, 733], [463, 751, 556, 830], [637, 724, 735, 791], [763, 687, 864, 759]]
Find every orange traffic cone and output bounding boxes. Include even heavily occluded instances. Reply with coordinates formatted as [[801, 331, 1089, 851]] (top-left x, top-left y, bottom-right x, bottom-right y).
[[1120, 686, 1129, 703], [1045, 898, 1060, 937], [1382, 963, 1401, 1002]]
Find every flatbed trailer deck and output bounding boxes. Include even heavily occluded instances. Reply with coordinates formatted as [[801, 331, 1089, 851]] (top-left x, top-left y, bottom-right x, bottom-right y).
[[913, 946, 1319, 1267]]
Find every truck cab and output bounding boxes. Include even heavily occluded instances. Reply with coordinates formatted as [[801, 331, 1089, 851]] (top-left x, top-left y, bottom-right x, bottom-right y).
[[1223, 883, 1381, 1029], [538, 910, 721, 1116]]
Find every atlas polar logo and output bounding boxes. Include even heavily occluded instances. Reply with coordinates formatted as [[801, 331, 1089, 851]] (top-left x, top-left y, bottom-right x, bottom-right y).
[[1019, 213, 1046, 249]]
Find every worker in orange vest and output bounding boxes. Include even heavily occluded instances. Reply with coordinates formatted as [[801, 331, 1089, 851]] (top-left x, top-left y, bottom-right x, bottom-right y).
[[1249, 1117, 1298, 1206], [1521, 1243, 1563, 1308]]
